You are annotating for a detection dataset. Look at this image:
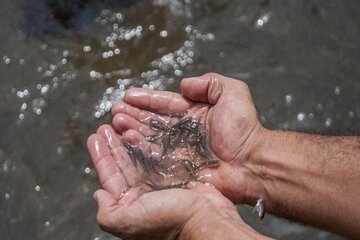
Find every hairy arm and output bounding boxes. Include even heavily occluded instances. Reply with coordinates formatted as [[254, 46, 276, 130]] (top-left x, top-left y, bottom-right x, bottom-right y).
[[248, 131, 360, 239]]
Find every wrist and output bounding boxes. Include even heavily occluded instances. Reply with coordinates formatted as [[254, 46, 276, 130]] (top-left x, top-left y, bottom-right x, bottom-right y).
[[238, 126, 274, 206], [178, 207, 270, 240]]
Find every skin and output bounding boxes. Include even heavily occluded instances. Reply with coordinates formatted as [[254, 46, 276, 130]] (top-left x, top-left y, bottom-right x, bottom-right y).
[[87, 125, 269, 240], [89, 72, 360, 239]]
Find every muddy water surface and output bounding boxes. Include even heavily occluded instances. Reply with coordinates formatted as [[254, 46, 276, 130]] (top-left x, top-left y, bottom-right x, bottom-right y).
[[1, 0, 359, 239]]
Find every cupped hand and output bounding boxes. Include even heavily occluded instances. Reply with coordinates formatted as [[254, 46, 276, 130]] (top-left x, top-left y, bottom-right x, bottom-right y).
[[87, 124, 243, 240], [111, 73, 269, 204]]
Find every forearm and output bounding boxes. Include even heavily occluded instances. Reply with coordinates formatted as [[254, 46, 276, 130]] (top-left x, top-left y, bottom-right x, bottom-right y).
[[250, 130, 360, 239], [179, 208, 272, 240]]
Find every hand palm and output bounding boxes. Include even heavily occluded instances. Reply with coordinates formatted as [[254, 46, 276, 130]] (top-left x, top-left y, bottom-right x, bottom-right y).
[[87, 124, 237, 239], [111, 73, 263, 203]]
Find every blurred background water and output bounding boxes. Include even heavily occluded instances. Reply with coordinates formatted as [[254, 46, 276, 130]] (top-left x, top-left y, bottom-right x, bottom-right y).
[[1, 0, 359, 239]]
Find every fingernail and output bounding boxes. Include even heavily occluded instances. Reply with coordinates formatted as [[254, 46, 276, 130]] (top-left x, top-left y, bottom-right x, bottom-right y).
[[183, 77, 202, 82], [93, 192, 98, 202]]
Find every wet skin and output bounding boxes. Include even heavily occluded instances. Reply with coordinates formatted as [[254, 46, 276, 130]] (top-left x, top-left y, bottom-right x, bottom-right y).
[[87, 124, 265, 240], [111, 72, 266, 205]]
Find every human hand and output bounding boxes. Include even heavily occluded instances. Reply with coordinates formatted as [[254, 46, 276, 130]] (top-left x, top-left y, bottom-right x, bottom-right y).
[[111, 73, 269, 205], [87, 124, 256, 240]]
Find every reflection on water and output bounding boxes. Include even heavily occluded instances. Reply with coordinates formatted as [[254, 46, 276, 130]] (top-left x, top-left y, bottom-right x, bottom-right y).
[[1, 0, 359, 239]]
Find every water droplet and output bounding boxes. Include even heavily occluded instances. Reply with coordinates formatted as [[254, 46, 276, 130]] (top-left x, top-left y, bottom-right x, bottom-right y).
[[174, 69, 182, 76], [348, 111, 355, 118], [285, 94, 293, 106], [102, 52, 109, 58], [334, 86, 341, 95], [3, 56, 11, 64], [254, 14, 270, 29], [57, 146, 63, 155], [40, 84, 50, 95], [40, 44, 48, 50], [63, 50, 70, 58], [297, 112, 305, 121], [219, 51, 225, 58], [185, 25, 192, 33], [16, 89, 30, 99], [20, 103, 27, 112], [35, 185, 41, 192], [325, 118, 332, 127], [45, 221, 51, 227], [5, 193, 10, 199], [160, 30, 168, 37], [83, 46, 92, 52], [149, 25, 155, 31], [84, 167, 91, 174], [316, 103, 323, 111]]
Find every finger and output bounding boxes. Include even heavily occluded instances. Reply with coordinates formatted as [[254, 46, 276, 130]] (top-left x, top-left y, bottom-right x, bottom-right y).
[[94, 189, 119, 232], [124, 88, 193, 114], [94, 187, 147, 235], [87, 134, 129, 198], [112, 113, 155, 136], [111, 101, 176, 125], [96, 125, 138, 188], [180, 73, 223, 105], [94, 189, 118, 213]]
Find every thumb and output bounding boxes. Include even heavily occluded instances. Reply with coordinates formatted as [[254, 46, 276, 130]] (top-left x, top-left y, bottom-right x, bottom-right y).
[[94, 189, 118, 213], [180, 73, 223, 104]]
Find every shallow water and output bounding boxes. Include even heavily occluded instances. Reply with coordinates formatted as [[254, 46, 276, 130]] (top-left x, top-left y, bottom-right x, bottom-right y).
[[1, 0, 359, 239]]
